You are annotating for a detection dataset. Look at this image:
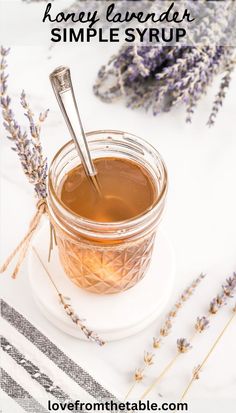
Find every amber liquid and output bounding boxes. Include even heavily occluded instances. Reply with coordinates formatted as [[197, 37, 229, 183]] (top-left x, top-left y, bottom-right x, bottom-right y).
[[60, 157, 157, 222]]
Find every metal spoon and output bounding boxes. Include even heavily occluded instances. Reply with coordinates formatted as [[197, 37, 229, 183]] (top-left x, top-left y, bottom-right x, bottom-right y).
[[49, 66, 101, 194]]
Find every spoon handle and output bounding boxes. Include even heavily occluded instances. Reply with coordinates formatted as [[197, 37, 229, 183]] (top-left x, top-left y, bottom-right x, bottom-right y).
[[50, 66, 96, 177]]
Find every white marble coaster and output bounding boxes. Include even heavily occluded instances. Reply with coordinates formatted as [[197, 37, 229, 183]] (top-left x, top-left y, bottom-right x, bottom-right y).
[[28, 223, 175, 342]]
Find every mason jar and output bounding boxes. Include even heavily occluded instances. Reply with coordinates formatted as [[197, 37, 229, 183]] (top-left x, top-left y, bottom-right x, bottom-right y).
[[47, 130, 168, 294]]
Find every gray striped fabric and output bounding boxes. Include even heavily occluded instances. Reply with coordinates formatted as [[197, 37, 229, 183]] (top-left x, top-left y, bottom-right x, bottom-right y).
[[1, 299, 120, 412], [1, 368, 48, 413], [1, 337, 70, 401]]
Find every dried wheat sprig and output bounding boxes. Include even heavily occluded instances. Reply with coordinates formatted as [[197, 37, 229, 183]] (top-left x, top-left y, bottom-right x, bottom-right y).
[[32, 247, 105, 346], [124, 273, 206, 400], [141, 273, 236, 399], [0, 46, 48, 199], [179, 303, 236, 401]]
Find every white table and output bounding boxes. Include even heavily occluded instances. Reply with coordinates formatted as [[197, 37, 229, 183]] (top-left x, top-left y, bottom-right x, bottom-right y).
[[0, 12, 236, 411]]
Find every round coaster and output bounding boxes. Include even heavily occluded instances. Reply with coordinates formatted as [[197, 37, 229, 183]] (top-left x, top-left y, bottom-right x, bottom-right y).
[[28, 223, 175, 342]]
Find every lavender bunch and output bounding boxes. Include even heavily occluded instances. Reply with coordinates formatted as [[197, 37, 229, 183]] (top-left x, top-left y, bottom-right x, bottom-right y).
[[0, 46, 49, 278], [93, 0, 236, 125], [0, 46, 48, 199], [22, 1, 236, 124], [95, 43, 235, 125]]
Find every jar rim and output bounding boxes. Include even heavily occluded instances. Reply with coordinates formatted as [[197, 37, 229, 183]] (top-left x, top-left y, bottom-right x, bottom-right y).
[[48, 130, 168, 237]]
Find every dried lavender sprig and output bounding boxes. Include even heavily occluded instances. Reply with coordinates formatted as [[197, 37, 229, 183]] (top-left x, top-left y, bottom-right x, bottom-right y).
[[185, 46, 235, 124], [209, 273, 236, 314], [59, 294, 105, 346], [157, 273, 206, 343], [124, 273, 206, 400], [179, 303, 236, 401], [141, 272, 236, 399], [32, 247, 105, 346], [207, 62, 235, 126], [0, 46, 48, 199]]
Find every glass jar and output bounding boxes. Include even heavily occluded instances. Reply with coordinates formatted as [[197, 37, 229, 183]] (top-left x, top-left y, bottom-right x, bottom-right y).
[[48, 130, 168, 294]]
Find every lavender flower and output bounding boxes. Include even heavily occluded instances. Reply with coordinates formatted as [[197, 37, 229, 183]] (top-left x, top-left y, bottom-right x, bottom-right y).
[[222, 274, 236, 297], [144, 352, 155, 366], [0, 46, 48, 199], [209, 273, 236, 314], [195, 316, 210, 333], [159, 319, 172, 337], [153, 337, 162, 349], [209, 298, 220, 315], [177, 338, 192, 354], [134, 368, 144, 383], [192, 365, 201, 380]]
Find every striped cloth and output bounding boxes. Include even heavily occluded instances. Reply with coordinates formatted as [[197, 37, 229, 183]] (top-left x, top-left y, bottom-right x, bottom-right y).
[[0, 299, 119, 413]]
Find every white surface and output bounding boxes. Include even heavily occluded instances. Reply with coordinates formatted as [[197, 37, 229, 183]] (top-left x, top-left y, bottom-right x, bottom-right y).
[[28, 223, 175, 341], [0, 6, 236, 407]]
